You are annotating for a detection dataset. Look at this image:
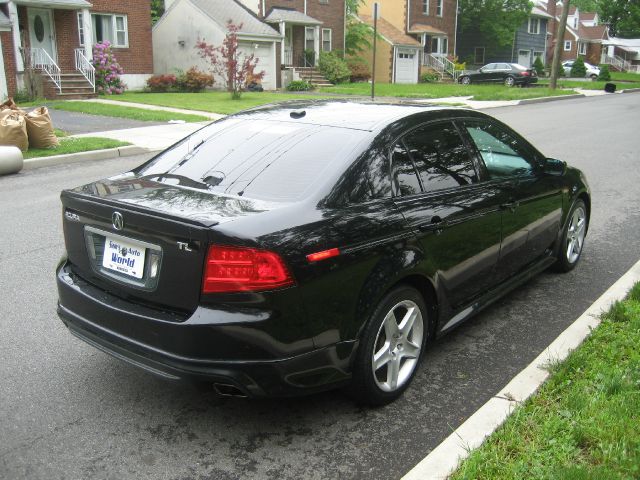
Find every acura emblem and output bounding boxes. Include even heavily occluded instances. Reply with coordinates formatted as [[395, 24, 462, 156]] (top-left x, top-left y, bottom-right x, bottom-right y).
[[112, 211, 124, 231]]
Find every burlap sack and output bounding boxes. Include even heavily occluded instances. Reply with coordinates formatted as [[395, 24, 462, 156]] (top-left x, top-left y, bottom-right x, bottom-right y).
[[0, 112, 28, 152], [26, 106, 59, 149], [0, 98, 19, 111]]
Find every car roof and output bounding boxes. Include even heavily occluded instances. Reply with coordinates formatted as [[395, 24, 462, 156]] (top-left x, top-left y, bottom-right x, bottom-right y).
[[231, 100, 466, 132]]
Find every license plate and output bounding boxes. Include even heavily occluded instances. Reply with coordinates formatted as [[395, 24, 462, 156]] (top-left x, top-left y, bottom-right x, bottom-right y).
[[102, 236, 146, 279]]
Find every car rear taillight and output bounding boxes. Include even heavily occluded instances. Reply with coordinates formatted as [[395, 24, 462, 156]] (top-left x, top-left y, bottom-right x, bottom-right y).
[[202, 245, 294, 293], [522, 71, 530, 76]]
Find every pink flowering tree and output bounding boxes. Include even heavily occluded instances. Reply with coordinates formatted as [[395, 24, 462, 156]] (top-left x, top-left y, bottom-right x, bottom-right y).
[[195, 22, 264, 100], [92, 41, 126, 95]]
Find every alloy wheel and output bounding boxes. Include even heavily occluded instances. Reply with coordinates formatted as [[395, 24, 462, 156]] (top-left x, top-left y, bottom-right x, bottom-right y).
[[566, 206, 587, 264], [505, 76, 515, 87], [371, 300, 424, 392]]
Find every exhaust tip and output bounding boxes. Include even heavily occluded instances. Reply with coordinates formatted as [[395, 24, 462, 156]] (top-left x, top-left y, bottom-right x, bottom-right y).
[[213, 383, 248, 398]]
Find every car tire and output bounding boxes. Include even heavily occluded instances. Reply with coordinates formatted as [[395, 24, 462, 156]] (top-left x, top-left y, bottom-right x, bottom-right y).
[[553, 199, 588, 272], [504, 76, 515, 87], [590, 74, 598, 80], [460, 76, 471, 85], [348, 286, 428, 406]]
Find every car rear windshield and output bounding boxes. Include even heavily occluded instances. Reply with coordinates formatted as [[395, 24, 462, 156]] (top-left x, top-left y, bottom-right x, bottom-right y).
[[135, 119, 369, 202]]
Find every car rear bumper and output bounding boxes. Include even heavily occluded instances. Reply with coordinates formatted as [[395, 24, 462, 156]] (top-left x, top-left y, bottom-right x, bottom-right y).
[[56, 261, 356, 397]]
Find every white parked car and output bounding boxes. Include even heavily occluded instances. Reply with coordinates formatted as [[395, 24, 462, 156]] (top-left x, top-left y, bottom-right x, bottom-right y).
[[562, 60, 600, 79]]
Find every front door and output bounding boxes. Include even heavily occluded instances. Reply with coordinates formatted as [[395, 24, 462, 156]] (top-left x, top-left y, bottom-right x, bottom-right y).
[[28, 8, 56, 63]]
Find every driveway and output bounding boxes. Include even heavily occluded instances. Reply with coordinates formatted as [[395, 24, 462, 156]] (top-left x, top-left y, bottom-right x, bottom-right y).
[[42, 107, 164, 134], [1, 93, 639, 480]]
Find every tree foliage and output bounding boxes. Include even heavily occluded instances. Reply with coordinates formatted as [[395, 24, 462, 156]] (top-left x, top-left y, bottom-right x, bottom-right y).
[[458, 0, 533, 49], [533, 55, 545, 76], [570, 56, 587, 77], [151, 0, 164, 25], [196, 22, 265, 99], [600, 0, 640, 38], [344, 0, 374, 56]]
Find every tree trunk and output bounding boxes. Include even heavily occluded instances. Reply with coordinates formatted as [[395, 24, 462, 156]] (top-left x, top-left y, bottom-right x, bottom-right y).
[[550, 0, 571, 90]]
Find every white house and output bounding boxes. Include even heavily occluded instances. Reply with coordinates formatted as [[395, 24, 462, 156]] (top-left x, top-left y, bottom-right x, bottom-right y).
[[153, 0, 282, 90]]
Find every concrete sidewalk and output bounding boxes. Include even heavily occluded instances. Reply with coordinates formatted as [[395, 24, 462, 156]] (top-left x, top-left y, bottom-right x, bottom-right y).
[[75, 98, 224, 120]]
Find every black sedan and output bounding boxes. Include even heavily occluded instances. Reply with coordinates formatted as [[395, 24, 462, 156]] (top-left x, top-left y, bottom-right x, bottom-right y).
[[56, 101, 589, 405], [459, 63, 538, 87]]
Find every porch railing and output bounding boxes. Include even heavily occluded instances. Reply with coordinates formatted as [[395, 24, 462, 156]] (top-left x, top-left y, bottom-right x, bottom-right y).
[[29, 47, 61, 93], [424, 54, 459, 82], [75, 48, 96, 92], [600, 53, 631, 72], [284, 48, 293, 66]]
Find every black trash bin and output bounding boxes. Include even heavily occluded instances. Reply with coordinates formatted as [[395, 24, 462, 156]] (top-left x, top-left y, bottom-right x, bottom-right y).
[[604, 83, 616, 93]]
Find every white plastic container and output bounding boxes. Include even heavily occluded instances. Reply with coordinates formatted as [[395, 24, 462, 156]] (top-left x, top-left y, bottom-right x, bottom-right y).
[[0, 146, 24, 175]]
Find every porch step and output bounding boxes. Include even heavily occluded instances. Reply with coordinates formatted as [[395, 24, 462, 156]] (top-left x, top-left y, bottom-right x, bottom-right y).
[[296, 67, 333, 87], [40, 70, 96, 99]]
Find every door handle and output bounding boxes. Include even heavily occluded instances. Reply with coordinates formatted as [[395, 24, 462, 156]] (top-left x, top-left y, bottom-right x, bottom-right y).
[[500, 201, 519, 213], [418, 216, 445, 234]]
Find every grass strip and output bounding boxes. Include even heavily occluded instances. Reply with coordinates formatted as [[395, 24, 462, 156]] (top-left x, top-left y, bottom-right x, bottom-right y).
[[46, 101, 210, 123], [319, 82, 575, 101], [451, 282, 640, 480], [114, 92, 326, 115], [24, 136, 130, 159]]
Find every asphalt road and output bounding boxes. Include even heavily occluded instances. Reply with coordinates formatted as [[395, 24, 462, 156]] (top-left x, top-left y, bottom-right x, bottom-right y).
[[1, 94, 639, 480]]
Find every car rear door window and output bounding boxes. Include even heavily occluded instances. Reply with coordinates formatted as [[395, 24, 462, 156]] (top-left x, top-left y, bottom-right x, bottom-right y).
[[391, 142, 422, 196], [402, 122, 478, 193], [464, 120, 535, 178]]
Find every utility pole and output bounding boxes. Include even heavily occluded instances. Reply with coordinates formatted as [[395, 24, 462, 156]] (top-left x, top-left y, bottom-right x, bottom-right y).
[[371, 2, 378, 100], [550, 0, 571, 89]]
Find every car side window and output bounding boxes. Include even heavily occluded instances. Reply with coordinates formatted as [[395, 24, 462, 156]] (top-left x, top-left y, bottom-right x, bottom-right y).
[[464, 120, 535, 179], [403, 122, 478, 192], [391, 143, 422, 196]]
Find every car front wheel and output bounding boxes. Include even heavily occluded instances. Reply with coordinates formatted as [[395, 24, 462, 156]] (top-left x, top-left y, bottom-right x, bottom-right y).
[[349, 286, 428, 406], [553, 199, 588, 272], [504, 76, 515, 87]]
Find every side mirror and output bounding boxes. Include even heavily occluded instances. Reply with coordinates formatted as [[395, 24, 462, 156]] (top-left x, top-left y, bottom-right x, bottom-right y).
[[542, 158, 566, 176]]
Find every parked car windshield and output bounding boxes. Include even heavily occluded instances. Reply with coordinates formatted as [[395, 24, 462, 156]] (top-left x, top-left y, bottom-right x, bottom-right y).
[[135, 119, 369, 202]]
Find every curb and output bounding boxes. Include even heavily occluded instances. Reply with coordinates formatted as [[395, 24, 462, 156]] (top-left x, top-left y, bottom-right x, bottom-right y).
[[620, 87, 640, 94], [22, 145, 155, 171], [518, 93, 585, 105], [402, 258, 640, 480]]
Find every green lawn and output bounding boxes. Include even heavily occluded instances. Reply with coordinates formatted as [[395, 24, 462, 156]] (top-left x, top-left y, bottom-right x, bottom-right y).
[[319, 83, 576, 101], [610, 71, 640, 82], [538, 78, 640, 90], [45, 101, 210, 123], [24, 136, 130, 159], [114, 91, 326, 115], [451, 282, 640, 480]]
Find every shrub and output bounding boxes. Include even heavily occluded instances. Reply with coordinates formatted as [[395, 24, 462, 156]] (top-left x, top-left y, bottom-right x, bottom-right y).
[[570, 57, 587, 77], [93, 41, 126, 95], [420, 71, 440, 83], [318, 51, 351, 84], [598, 64, 611, 81], [287, 80, 313, 91], [347, 58, 371, 82], [533, 56, 545, 76], [176, 67, 214, 92], [146, 74, 177, 92]]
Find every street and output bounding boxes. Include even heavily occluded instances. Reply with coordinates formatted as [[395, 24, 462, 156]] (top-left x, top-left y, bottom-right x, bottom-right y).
[[1, 93, 639, 480]]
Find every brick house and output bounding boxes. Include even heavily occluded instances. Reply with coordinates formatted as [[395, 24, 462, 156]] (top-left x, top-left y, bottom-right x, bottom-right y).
[[358, 0, 459, 83], [0, 0, 153, 100], [256, 0, 346, 69], [540, 1, 608, 66]]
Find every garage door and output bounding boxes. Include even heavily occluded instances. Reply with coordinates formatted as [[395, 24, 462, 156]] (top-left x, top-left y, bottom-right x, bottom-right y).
[[238, 42, 275, 90], [395, 48, 418, 84]]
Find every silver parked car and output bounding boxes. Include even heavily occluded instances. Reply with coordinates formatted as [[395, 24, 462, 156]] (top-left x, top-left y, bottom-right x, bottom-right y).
[[562, 60, 600, 79]]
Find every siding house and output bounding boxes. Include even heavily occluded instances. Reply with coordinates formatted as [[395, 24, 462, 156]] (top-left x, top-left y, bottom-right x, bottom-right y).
[[456, 5, 551, 68], [0, 0, 154, 99], [357, 0, 459, 83], [153, 0, 281, 90]]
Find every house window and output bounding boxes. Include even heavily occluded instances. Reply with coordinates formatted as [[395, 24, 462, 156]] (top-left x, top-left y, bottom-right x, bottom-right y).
[[474, 47, 485, 64], [89, 13, 129, 48], [528, 17, 540, 34], [319, 0, 329, 4], [305, 27, 315, 52], [422, 0, 429, 15], [578, 42, 587, 55], [322, 28, 332, 52], [564, 40, 572, 51], [436, 0, 443, 17]]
